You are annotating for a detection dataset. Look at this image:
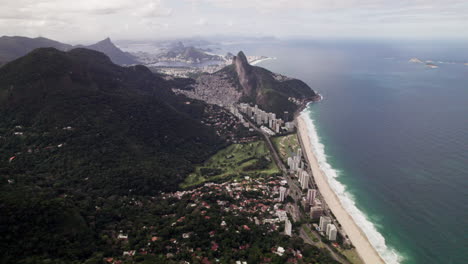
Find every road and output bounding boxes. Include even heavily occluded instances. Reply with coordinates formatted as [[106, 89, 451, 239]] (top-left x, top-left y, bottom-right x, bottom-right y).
[[241, 113, 287, 172], [241, 111, 347, 264], [243, 115, 303, 200]]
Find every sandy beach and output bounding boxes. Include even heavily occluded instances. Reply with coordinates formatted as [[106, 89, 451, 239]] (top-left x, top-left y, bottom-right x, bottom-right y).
[[297, 115, 385, 264]]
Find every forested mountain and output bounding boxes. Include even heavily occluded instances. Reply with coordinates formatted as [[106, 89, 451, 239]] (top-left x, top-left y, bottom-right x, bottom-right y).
[[0, 47, 226, 263], [0, 47, 223, 195], [0, 36, 72, 65]]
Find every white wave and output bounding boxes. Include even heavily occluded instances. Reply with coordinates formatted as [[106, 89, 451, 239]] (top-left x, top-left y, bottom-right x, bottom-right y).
[[250, 57, 276, 65], [301, 109, 403, 264]]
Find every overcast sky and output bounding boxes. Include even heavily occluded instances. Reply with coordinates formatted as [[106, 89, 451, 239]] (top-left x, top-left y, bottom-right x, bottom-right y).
[[1, 0, 467, 43]]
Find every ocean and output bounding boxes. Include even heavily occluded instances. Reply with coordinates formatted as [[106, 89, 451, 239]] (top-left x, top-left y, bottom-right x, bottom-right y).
[[224, 39, 468, 264]]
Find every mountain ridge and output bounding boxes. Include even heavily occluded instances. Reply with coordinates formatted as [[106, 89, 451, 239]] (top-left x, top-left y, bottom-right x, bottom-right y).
[[0, 36, 138, 66], [0, 47, 223, 195], [82, 37, 138, 65]]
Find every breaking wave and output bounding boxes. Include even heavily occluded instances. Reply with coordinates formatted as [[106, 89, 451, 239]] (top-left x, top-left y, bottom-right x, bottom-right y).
[[301, 109, 403, 264]]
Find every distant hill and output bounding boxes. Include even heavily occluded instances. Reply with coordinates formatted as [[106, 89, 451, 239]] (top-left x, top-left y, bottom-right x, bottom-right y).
[[0, 36, 139, 66], [0, 47, 223, 195], [220, 51, 317, 116], [158, 42, 223, 63], [83, 37, 138, 65], [0, 36, 72, 65]]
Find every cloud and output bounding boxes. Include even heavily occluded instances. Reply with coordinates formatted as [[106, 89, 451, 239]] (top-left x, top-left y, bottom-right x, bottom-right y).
[[0, 0, 172, 21], [187, 0, 467, 11], [196, 18, 207, 26], [132, 0, 173, 17], [0, 0, 467, 41]]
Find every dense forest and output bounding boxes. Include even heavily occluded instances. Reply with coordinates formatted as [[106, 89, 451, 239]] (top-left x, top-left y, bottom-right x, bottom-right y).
[[0, 48, 223, 195]]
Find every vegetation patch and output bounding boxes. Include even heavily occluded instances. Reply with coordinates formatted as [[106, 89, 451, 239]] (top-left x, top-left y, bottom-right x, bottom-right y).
[[272, 134, 300, 163], [181, 141, 281, 188]]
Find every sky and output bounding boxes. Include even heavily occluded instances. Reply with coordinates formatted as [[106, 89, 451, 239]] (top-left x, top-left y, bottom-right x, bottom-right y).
[[0, 0, 467, 43]]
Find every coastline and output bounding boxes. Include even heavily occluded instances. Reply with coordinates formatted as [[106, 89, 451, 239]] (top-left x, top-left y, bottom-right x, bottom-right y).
[[296, 114, 385, 264], [250, 57, 276, 65]]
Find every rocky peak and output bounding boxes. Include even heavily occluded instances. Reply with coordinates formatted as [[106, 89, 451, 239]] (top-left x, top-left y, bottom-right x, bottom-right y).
[[232, 51, 250, 68], [95, 37, 114, 47], [232, 51, 255, 96]]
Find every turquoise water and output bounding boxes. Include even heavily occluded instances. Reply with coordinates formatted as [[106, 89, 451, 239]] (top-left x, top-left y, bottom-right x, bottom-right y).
[[228, 40, 468, 263]]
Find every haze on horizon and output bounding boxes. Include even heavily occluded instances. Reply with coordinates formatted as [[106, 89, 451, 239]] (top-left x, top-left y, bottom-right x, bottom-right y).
[[1, 0, 468, 43]]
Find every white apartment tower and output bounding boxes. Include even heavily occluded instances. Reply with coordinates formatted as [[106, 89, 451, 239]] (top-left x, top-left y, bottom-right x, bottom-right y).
[[326, 224, 337, 241], [279, 186, 287, 202], [307, 189, 317, 205], [299, 170, 310, 190], [284, 219, 292, 236], [319, 216, 332, 232]]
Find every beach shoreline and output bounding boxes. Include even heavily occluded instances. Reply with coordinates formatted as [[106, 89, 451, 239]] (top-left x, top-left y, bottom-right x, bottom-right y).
[[296, 114, 385, 264], [250, 57, 276, 65]]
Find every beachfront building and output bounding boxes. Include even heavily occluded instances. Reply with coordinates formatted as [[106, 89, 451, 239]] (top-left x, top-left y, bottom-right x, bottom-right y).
[[319, 216, 332, 232], [284, 219, 292, 236], [287, 148, 303, 172], [260, 125, 276, 136], [307, 189, 317, 205], [237, 103, 289, 134], [326, 224, 337, 241], [310, 205, 323, 219], [298, 169, 310, 190], [229, 105, 250, 127], [285, 121, 295, 132], [279, 186, 287, 202]]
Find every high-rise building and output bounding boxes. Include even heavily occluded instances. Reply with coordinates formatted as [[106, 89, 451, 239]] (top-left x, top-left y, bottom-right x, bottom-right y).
[[275, 120, 281, 133], [310, 205, 323, 219], [284, 219, 292, 236], [297, 148, 302, 159], [307, 189, 317, 205], [326, 224, 337, 241], [319, 216, 332, 232], [279, 187, 287, 202], [300, 171, 309, 190]]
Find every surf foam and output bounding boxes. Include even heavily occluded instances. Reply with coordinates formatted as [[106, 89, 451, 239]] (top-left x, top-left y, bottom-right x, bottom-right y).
[[301, 108, 403, 264]]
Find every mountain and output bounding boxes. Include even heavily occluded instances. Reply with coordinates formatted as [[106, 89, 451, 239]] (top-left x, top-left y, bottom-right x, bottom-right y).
[[0, 47, 226, 263], [84, 37, 139, 65], [0, 36, 72, 65], [0, 36, 139, 66], [158, 42, 223, 63], [230, 51, 318, 115], [0, 47, 223, 195], [180, 51, 318, 117]]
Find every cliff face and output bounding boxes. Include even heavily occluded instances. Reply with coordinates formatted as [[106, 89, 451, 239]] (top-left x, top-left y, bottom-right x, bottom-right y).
[[232, 51, 256, 98], [229, 51, 317, 116]]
